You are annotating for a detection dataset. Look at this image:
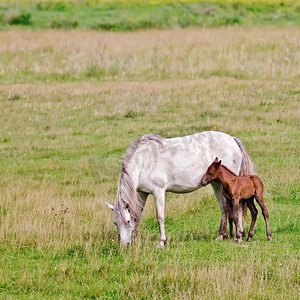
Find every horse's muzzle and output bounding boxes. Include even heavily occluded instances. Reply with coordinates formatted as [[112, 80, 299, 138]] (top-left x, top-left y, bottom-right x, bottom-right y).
[[201, 181, 207, 186]]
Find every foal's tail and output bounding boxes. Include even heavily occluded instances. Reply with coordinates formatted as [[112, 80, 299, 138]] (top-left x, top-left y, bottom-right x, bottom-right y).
[[234, 137, 255, 222]]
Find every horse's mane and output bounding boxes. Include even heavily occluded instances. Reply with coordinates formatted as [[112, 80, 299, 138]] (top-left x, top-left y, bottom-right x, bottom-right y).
[[121, 134, 164, 169], [116, 134, 164, 224]]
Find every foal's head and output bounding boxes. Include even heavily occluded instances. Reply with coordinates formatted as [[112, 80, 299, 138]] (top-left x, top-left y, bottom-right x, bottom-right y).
[[201, 157, 222, 186]]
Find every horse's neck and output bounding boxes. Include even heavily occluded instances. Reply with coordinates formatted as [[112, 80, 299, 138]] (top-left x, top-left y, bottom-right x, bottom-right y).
[[218, 166, 236, 187]]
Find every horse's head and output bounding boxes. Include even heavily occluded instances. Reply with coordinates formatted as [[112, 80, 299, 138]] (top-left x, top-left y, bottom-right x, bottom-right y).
[[201, 157, 222, 186], [106, 202, 138, 245]]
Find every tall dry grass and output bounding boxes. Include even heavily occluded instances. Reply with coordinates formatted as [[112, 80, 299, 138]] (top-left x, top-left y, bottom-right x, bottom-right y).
[[0, 27, 299, 83]]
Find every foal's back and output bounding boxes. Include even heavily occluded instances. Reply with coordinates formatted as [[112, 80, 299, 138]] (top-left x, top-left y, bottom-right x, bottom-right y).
[[234, 174, 263, 200]]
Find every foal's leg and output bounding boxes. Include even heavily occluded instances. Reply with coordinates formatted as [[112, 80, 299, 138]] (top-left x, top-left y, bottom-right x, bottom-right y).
[[153, 189, 167, 247], [246, 197, 258, 242], [255, 192, 272, 241], [212, 182, 228, 240]]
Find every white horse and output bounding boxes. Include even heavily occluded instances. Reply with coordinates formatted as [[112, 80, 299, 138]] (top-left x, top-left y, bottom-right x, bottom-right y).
[[106, 131, 254, 247]]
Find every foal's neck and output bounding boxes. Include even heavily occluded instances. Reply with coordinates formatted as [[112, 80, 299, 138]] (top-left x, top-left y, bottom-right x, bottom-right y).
[[217, 166, 237, 186]]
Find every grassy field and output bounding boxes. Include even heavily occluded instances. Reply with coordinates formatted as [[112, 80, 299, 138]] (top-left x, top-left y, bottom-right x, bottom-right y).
[[0, 26, 299, 298], [0, 0, 300, 29]]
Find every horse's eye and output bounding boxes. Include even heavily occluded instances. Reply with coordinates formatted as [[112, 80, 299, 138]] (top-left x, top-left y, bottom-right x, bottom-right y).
[[209, 172, 212, 175], [127, 220, 130, 224]]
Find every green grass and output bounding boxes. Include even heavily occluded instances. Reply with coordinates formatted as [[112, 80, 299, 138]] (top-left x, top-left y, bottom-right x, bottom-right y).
[[0, 27, 299, 298], [0, 0, 300, 30]]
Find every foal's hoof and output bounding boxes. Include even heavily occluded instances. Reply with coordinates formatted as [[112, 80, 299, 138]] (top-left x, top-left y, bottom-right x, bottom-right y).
[[267, 235, 272, 242], [246, 237, 252, 242], [236, 238, 242, 244]]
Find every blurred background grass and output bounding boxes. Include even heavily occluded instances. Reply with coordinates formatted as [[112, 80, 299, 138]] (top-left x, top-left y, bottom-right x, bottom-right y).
[[0, 0, 299, 30]]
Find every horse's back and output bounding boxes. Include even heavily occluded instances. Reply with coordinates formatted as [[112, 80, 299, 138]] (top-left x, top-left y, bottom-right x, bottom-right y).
[[136, 131, 243, 193]]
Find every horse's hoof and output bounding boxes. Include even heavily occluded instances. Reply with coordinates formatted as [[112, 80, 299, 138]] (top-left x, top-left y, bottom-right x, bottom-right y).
[[215, 235, 223, 241], [246, 237, 252, 242], [237, 238, 242, 244], [267, 236, 272, 241], [157, 239, 167, 248]]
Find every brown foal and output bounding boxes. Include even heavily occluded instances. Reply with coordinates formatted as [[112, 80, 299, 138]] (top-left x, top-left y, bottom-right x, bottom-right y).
[[201, 157, 272, 243]]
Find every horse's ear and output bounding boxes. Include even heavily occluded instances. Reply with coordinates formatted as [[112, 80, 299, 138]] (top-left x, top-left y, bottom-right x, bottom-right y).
[[214, 157, 218, 163], [216, 160, 222, 168], [105, 202, 115, 212]]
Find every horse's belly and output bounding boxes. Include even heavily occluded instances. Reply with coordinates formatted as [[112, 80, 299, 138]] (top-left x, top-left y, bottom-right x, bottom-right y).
[[165, 168, 204, 193], [166, 184, 202, 193]]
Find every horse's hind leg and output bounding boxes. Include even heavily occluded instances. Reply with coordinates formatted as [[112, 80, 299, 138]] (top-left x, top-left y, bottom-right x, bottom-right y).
[[232, 198, 243, 243], [212, 182, 229, 240], [226, 199, 235, 240], [234, 199, 246, 243], [239, 202, 246, 238], [246, 197, 258, 242], [255, 192, 272, 241]]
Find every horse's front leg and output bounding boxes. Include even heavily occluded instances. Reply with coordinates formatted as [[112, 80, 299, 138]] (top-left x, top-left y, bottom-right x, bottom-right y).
[[132, 192, 149, 238], [212, 182, 228, 240], [153, 189, 167, 247]]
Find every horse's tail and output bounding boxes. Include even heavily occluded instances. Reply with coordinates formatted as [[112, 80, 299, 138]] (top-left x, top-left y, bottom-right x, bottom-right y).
[[234, 137, 255, 222], [115, 167, 143, 224], [233, 137, 255, 177]]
